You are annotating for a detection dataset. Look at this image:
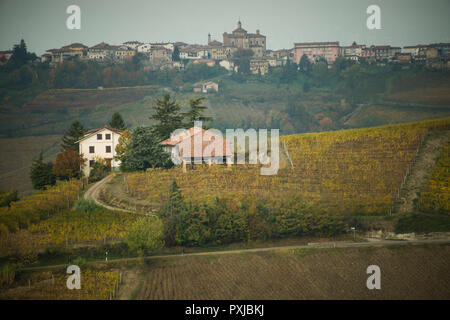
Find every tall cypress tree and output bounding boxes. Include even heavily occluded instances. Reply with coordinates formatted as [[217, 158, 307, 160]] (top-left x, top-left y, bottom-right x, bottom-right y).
[[61, 121, 85, 152], [30, 151, 56, 190], [149, 94, 184, 140], [109, 112, 126, 130]]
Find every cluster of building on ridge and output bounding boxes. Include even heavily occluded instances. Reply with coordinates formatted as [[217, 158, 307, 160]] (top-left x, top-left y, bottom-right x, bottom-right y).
[[1, 20, 450, 75]]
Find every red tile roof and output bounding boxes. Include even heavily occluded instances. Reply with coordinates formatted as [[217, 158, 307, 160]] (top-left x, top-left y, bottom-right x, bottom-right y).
[[295, 42, 339, 47], [160, 127, 232, 158], [84, 125, 124, 135], [160, 127, 205, 146]]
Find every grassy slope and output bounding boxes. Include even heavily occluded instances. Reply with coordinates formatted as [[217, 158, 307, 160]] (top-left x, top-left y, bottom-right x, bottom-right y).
[[386, 84, 450, 106], [0, 135, 61, 195], [344, 104, 450, 128]]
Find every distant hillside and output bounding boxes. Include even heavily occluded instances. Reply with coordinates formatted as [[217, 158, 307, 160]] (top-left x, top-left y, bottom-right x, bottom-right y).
[[386, 85, 450, 106], [2, 78, 450, 138], [23, 86, 159, 112], [0, 86, 160, 137], [343, 104, 450, 128]]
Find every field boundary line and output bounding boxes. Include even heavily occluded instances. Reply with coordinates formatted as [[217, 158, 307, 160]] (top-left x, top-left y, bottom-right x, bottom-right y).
[[17, 238, 450, 272]]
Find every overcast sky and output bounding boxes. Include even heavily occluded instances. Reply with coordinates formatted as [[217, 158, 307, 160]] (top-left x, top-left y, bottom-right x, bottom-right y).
[[1, 0, 449, 55]]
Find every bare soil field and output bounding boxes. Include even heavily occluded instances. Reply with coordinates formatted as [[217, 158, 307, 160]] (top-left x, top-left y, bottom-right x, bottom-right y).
[[135, 244, 450, 300], [0, 135, 61, 194]]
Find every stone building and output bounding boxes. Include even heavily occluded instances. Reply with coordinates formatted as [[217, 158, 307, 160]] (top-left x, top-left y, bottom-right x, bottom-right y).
[[150, 46, 172, 63], [88, 42, 116, 60], [222, 21, 266, 58], [294, 42, 340, 65]]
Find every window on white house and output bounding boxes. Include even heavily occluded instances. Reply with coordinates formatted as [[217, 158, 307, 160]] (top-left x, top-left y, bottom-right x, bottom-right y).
[[106, 146, 111, 153], [89, 146, 95, 153], [97, 134, 102, 140], [105, 134, 111, 140], [89, 160, 94, 167]]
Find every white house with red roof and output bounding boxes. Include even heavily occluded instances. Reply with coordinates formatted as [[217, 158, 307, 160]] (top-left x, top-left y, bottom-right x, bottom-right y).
[[77, 125, 123, 176]]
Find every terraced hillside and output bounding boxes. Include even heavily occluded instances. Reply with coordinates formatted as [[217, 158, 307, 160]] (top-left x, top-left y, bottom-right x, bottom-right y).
[[119, 118, 450, 216]]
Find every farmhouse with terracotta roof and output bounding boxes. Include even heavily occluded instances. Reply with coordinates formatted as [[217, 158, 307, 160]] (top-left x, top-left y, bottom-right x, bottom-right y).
[[160, 126, 232, 165]]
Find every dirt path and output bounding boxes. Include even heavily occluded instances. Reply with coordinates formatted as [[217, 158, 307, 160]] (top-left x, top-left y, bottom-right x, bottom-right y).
[[117, 267, 143, 300], [18, 238, 450, 272], [104, 174, 154, 212], [83, 174, 134, 213], [397, 130, 450, 213]]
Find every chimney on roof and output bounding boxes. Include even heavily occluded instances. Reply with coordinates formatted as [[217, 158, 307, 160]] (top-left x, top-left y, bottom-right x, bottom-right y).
[[238, 20, 242, 29], [256, 29, 260, 35], [208, 33, 211, 45]]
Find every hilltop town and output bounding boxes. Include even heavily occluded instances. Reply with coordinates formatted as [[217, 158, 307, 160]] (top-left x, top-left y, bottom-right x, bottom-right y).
[[1, 20, 449, 75]]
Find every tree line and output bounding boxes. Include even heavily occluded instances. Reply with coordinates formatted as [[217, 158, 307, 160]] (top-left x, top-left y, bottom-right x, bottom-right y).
[[158, 181, 346, 247]]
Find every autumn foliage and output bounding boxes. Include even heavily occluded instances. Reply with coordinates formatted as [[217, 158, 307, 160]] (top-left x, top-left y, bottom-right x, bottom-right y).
[[53, 149, 85, 179], [419, 140, 450, 214]]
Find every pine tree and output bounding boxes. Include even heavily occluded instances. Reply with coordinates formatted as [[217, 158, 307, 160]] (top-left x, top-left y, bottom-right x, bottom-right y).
[[30, 151, 56, 190], [61, 121, 85, 152], [109, 112, 126, 130], [9, 39, 36, 68], [183, 97, 213, 128], [120, 127, 173, 171], [169, 180, 184, 210], [149, 94, 184, 140]]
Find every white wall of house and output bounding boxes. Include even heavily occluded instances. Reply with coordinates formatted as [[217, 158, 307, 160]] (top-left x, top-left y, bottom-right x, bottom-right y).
[[151, 43, 174, 51], [219, 60, 234, 71], [137, 43, 152, 53], [180, 49, 208, 60], [79, 128, 121, 177]]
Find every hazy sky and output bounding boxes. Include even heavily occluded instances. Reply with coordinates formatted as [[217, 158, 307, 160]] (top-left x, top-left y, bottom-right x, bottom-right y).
[[1, 0, 449, 55]]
